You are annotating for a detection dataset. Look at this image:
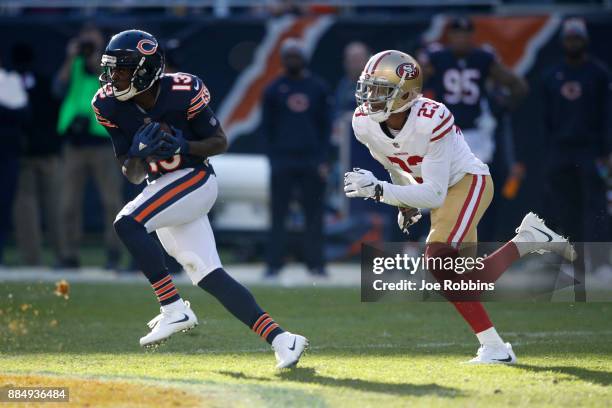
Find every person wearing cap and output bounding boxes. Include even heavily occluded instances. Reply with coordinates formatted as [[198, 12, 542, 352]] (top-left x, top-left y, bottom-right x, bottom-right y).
[[261, 38, 332, 279], [541, 18, 611, 246]]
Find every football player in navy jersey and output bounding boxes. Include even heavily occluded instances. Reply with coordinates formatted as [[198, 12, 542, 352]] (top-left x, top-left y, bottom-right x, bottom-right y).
[[419, 16, 528, 165], [92, 29, 307, 368]]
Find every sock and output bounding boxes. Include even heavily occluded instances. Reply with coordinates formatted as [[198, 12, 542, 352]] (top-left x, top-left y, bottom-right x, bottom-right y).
[[198, 268, 285, 344], [475, 326, 505, 347], [114, 216, 181, 306], [453, 301, 493, 333], [425, 241, 520, 291], [469, 241, 520, 284], [151, 275, 181, 306], [161, 298, 186, 313], [424, 244, 494, 334]]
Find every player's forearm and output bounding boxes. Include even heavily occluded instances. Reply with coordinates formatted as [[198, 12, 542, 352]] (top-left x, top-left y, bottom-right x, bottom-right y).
[[121, 156, 147, 185], [187, 128, 228, 158], [381, 181, 446, 209], [187, 137, 227, 158]]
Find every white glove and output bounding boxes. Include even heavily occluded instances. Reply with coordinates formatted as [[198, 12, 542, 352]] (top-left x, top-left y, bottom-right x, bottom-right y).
[[344, 168, 383, 201], [397, 207, 422, 235]]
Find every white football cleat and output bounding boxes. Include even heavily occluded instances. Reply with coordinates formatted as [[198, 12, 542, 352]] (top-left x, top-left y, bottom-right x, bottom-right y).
[[513, 212, 577, 262], [139, 300, 198, 348], [467, 342, 517, 365], [272, 332, 309, 369]]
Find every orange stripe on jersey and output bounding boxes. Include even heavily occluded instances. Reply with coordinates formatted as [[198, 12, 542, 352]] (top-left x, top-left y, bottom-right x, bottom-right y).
[[134, 170, 206, 223], [188, 98, 207, 113], [190, 88, 205, 104]]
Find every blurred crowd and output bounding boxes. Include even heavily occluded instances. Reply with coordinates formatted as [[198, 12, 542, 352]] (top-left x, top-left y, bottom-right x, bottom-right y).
[[0, 16, 610, 276]]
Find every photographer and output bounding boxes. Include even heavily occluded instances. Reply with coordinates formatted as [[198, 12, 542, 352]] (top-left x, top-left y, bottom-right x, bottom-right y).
[[53, 25, 122, 269]]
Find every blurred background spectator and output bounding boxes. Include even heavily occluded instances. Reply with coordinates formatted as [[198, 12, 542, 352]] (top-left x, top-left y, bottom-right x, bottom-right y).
[[11, 43, 63, 266], [261, 38, 332, 278], [541, 18, 612, 271], [53, 24, 123, 269], [0, 55, 29, 265]]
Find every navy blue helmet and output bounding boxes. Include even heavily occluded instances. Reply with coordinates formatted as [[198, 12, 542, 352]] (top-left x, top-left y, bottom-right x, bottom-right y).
[[99, 29, 165, 101]]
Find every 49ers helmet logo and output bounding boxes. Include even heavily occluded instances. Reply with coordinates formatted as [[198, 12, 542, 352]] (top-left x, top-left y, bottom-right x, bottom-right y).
[[136, 39, 158, 55], [396, 62, 419, 80]]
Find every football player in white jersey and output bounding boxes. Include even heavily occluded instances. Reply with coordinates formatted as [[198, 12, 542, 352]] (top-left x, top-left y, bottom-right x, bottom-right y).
[[344, 50, 576, 364]]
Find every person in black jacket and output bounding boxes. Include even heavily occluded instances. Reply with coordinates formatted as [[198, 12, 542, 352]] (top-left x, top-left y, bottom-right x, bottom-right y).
[[0, 56, 29, 264], [261, 38, 332, 278], [542, 18, 611, 244], [11, 43, 63, 266]]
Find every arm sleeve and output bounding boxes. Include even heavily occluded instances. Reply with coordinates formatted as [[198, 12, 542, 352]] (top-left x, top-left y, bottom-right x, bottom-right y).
[[188, 105, 221, 140], [104, 125, 131, 158], [186, 77, 212, 120], [381, 135, 452, 209]]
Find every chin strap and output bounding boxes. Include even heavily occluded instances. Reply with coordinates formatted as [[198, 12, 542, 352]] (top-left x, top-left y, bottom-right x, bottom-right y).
[[391, 92, 422, 114]]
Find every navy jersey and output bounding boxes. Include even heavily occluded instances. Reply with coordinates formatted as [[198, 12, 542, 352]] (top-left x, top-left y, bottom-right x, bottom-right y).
[[261, 73, 332, 167], [92, 72, 220, 178], [422, 44, 496, 129], [542, 58, 612, 157]]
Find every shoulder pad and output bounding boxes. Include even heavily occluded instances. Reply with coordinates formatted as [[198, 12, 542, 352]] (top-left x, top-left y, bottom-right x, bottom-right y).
[[163, 72, 211, 119], [91, 85, 119, 129], [412, 98, 454, 142], [352, 105, 370, 142]]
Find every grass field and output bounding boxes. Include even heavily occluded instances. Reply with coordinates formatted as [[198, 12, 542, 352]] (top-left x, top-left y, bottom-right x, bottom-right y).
[[1, 281, 611, 407]]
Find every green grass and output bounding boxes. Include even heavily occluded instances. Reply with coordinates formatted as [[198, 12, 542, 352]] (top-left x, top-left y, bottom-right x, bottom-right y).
[[0, 282, 611, 407]]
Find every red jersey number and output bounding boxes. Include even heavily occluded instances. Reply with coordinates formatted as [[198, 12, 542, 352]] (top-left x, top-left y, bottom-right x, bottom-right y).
[[416, 101, 440, 118], [387, 156, 424, 183]]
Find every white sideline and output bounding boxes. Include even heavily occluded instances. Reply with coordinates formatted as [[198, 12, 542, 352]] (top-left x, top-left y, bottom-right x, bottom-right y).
[[0, 264, 361, 287]]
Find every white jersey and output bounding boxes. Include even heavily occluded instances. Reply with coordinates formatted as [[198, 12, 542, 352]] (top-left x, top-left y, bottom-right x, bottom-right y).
[[352, 97, 489, 209]]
